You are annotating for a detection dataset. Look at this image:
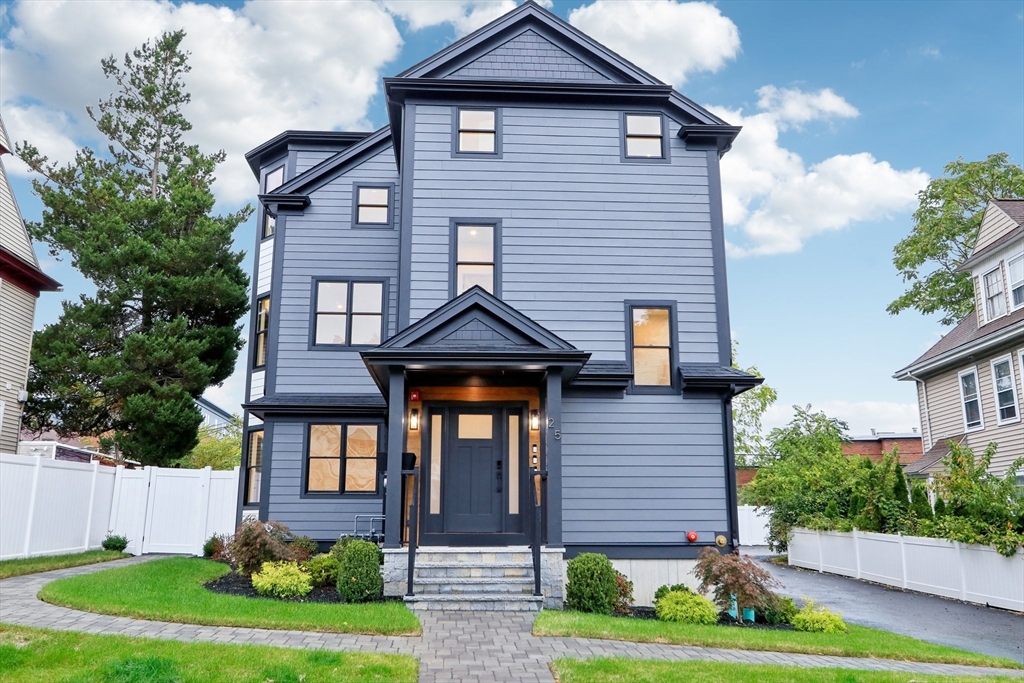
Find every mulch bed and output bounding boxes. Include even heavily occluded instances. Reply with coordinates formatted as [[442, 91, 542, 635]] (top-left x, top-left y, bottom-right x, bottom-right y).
[[612, 606, 794, 630], [204, 570, 404, 604]]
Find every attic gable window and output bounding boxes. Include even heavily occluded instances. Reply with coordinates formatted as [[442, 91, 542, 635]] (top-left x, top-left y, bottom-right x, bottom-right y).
[[1009, 254, 1023, 309], [984, 267, 1006, 320], [624, 114, 666, 159], [455, 108, 499, 155]]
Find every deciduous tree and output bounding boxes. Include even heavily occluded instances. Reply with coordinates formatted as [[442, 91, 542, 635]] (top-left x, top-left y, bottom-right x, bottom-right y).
[[731, 340, 777, 465]]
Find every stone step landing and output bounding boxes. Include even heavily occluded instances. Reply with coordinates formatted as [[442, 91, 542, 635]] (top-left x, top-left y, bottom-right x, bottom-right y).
[[406, 546, 542, 610]]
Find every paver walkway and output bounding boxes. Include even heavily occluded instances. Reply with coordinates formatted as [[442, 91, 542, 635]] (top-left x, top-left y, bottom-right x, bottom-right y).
[[1, 555, 1021, 682]]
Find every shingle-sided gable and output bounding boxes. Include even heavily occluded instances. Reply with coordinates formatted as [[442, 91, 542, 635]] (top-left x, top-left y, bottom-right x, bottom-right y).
[[969, 200, 1024, 261], [448, 29, 611, 82]]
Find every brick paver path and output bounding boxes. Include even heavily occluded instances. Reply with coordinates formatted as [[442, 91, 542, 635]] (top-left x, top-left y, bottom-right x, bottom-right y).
[[1, 555, 1020, 682]]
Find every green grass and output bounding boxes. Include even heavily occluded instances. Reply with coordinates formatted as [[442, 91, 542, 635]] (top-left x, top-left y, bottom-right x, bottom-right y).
[[0, 624, 418, 683], [551, 658, 1020, 682], [0, 550, 129, 580], [39, 557, 421, 636], [534, 611, 1021, 670]]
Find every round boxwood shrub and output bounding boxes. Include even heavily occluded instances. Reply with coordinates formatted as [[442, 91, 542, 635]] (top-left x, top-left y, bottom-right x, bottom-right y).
[[655, 590, 719, 625], [565, 553, 618, 614], [304, 554, 340, 587], [792, 600, 847, 633], [337, 539, 383, 602], [653, 583, 694, 605], [251, 561, 312, 599], [101, 533, 129, 552]]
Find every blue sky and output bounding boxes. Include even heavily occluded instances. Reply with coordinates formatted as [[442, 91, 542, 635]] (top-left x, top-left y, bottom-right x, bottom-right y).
[[2, 0, 1022, 435]]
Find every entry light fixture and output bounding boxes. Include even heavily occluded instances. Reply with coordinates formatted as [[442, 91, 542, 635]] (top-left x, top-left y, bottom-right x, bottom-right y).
[[529, 410, 540, 431], [410, 409, 420, 431]]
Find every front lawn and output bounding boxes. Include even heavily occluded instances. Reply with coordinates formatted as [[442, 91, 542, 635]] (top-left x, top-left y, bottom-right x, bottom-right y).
[[0, 624, 418, 683], [39, 556, 421, 636], [551, 658, 1021, 683], [0, 550, 129, 580], [534, 611, 1020, 670]]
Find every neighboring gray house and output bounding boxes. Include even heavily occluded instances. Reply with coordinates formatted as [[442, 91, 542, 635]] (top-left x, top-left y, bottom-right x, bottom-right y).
[[196, 396, 235, 435], [238, 1, 759, 608]]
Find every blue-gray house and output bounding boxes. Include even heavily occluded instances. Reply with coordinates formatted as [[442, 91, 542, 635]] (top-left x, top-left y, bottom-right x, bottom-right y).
[[237, 1, 760, 609]]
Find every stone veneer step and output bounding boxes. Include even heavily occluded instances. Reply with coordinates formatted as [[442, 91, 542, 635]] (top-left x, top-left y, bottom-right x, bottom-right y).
[[404, 593, 544, 611], [413, 576, 535, 594]]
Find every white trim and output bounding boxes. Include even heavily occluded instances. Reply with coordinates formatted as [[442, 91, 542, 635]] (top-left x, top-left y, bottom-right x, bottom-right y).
[[1008, 253, 1024, 312], [990, 354, 1021, 425], [982, 264, 1007, 323], [957, 366, 984, 432]]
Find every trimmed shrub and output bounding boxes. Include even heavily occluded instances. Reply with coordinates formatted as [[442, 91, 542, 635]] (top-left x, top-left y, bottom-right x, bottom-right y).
[[102, 533, 129, 552], [305, 554, 340, 587], [759, 595, 798, 625], [251, 561, 312, 599], [289, 535, 318, 563], [202, 534, 231, 560], [692, 547, 780, 621], [933, 496, 947, 517], [565, 553, 618, 615], [792, 600, 847, 633], [911, 482, 933, 521], [613, 571, 634, 614], [653, 583, 693, 605], [230, 519, 293, 575], [655, 590, 719, 625], [337, 540, 383, 602], [329, 536, 355, 562]]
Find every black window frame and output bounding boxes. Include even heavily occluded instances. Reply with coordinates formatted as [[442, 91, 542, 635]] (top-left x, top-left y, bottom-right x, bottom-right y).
[[620, 112, 671, 163], [262, 212, 276, 239], [309, 277, 388, 349], [450, 219, 502, 299], [451, 106, 502, 158], [244, 429, 263, 505], [624, 300, 679, 394], [253, 296, 270, 369], [351, 183, 395, 229], [259, 162, 285, 242], [301, 421, 385, 498]]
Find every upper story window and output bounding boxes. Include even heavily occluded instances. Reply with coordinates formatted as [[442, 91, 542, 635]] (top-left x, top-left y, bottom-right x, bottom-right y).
[[628, 304, 676, 390], [313, 280, 384, 346], [958, 367, 983, 431], [991, 356, 1020, 424], [254, 296, 270, 368], [245, 430, 263, 505], [624, 114, 666, 159], [262, 213, 276, 239], [354, 186, 391, 227], [983, 267, 1006, 320], [453, 224, 497, 296], [1009, 254, 1023, 310], [261, 166, 284, 239], [455, 108, 499, 156], [307, 423, 379, 494]]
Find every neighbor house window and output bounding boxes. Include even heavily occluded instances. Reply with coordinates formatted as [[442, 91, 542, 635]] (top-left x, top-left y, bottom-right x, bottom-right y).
[[354, 186, 391, 226], [984, 267, 1006, 320], [991, 356, 1020, 424], [958, 367, 983, 431], [254, 296, 270, 368], [1009, 254, 1023, 310], [630, 305, 674, 388], [456, 108, 497, 154], [306, 424, 379, 494], [454, 224, 496, 296], [624, 114, 665, 159], [313, 281, 384, 346], [245, 430, 263, 505]]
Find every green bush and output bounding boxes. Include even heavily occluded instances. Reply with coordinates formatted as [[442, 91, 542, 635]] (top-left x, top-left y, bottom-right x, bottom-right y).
[[329, 536, 355, 562], [759, 595, 798, 625], [102, 533, 129, 552], [336, 540, 382, 602], [792, 600, 847, 633], [305, 554, 340, 587], [653, 583, 693, 605], [565, 553, 618, 614], [613, 571, 634, 614], [289, 536, 318, 562], [692, 547, 780, 621], [911, 482, 933, 521], [655, 590, 719, 625], [251, 561, 313, 599], [230, 519, 293, 575]]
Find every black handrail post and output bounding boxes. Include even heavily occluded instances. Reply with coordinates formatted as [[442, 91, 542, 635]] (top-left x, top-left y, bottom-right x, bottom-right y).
[[405, 467, 419, 597]]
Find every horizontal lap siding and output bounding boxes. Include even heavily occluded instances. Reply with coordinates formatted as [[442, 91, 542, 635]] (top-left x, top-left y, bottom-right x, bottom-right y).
[[275, 147, 400, 395], [295, 150, 337, 174], [0, 281, 36, 452], [410, 106, 719, 363], [266, 421, 382, 539], [560, 394, 728, 545]]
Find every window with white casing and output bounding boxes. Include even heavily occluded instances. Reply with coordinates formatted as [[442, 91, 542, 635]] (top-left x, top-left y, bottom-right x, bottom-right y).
[[984, 267, 1006, 321], [958, 367, 984, 431], [1009, 254, 1023, 310], [991, 355, 1020, 424]]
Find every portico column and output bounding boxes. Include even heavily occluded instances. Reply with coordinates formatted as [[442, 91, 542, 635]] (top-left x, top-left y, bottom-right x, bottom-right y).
[[385, 367, 406, 548], [544, 368, 563, 547]]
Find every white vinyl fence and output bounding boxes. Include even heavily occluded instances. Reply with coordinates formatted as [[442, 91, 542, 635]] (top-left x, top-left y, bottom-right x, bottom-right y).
[[789, 527, 1024, 611], [0, 453, 239, 560], [737, 505, 770, 546]]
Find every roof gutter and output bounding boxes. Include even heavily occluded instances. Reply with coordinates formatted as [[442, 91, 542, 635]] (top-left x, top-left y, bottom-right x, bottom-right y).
[[893, 319, 1024, 380]]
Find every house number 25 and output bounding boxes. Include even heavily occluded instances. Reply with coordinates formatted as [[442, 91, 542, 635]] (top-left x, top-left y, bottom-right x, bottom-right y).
[[547, 418, 561, 440]]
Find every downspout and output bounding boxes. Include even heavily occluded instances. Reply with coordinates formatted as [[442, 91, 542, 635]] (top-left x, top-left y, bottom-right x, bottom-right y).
[[906, 372, 932, 452]]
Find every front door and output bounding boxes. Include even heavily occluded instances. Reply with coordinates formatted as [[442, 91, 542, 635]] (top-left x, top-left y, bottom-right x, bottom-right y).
[[444, 410, 502, 533]]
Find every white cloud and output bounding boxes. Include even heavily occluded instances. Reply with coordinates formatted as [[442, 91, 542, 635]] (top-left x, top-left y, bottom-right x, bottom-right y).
[[763, 401, 921, 437], [384, 0, 517, 36], [0, 105, 80, 178], [568, 0, 740, 85], [202, 359, 248, 417], [710, 87, 929, 256], [1, 0, 403, 205]]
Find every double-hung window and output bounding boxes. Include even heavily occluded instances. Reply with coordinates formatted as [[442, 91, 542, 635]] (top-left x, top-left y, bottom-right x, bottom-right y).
[[624, 114, 666, 159], [984, 267, 1006, 320], [262, 165, 284, 238], [313, 281, 384, 346], [453, 224, 497, 296], [629, 304, 675, 389], [958, 367, 984, 431], [991, 356, 1020, 424], [354, 186, 391, 226], [245, 430, 263, 504], [1009, 254, 1023, 310], [253, 296, 270, 368], [455, 109, 498, 155], [307, 424, 379, 494]]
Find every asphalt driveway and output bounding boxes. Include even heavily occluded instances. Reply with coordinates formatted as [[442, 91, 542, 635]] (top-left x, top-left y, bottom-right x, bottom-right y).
[[745, 548, 1024, 664]]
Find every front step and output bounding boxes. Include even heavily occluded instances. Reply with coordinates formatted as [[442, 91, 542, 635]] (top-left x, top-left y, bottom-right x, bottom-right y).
[[404, 593, 544, 611], [414, 576, 535, 594], [406, 546, 541, 609]]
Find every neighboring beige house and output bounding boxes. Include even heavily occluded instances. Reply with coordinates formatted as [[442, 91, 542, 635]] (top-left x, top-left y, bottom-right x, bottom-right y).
[[894, 199, 1024, 478], [0, 115, 61, 453]]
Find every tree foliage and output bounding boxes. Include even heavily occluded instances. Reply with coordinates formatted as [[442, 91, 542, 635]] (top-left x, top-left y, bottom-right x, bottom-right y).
[[174, 415, 242, 470], [887, 153, 1024, 325], [731, 340, 778, 465], [17, 31, 250, 466]]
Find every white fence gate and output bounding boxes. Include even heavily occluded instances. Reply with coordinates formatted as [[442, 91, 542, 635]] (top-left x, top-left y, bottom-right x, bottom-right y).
[[789, 527, 1024, 611], [0, 453, 239, 560], [737, 505, 770, 546]]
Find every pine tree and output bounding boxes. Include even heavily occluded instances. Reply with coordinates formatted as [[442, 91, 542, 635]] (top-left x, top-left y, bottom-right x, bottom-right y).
[[892, 462, 909, 509], [910, 482, 933, 521], [933, 496, 947, 517], [17, 31, 251, 465]]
